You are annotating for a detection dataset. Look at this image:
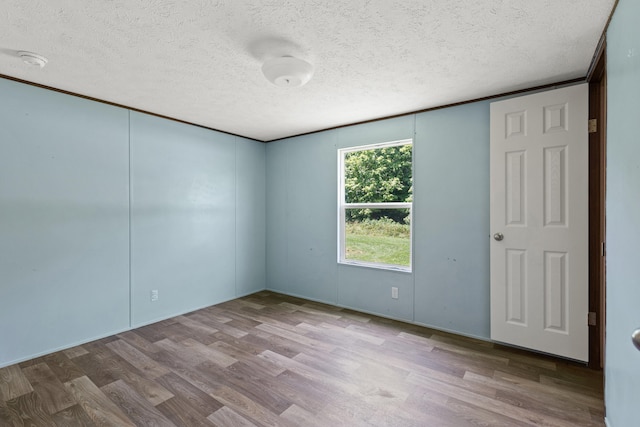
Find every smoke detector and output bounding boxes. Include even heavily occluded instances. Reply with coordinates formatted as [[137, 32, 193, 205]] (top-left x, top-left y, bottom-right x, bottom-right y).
[[262, 56, 314, 87], [18, 51, 48, 68]]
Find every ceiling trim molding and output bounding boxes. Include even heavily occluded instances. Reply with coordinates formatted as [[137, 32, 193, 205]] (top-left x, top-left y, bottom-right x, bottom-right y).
[[587, 0, 618, 82], [270, 77, 586, 142], [0, 73, 264, 143], [1, 73, 585, 143]]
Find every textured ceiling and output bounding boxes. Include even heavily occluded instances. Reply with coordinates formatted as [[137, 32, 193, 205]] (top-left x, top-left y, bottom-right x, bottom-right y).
[[0, 0, 615, 141]]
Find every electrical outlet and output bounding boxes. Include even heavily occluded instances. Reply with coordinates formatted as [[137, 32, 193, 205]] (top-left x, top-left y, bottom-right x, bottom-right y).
[[151, 289, 159, 302], [391, 287, 399, 299]]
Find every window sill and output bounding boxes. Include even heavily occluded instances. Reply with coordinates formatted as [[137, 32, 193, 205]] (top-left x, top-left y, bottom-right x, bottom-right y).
[[338, 260, 412, 274]]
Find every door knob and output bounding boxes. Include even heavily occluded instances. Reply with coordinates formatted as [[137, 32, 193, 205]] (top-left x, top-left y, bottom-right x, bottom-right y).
[[633, 328, 640, 351], [493, 232, 504, 241]]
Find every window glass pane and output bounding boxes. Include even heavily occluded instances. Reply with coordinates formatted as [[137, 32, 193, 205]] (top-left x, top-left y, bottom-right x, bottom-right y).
[[344, 145, 412, 204], [345, 208, 410, 267]]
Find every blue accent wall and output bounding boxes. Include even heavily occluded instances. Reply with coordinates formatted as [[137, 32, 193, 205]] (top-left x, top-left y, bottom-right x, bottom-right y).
[[130, 112, 238, 326], [266, 108, 491, 336], [413, 103, 491, 337], [235, 137, 267, 298], [0, 80, 130, 365], [0, 79, 266, 367], [266, 130, 340, 303], [605, 0, 640, 424], [337, 117, 416, 321]]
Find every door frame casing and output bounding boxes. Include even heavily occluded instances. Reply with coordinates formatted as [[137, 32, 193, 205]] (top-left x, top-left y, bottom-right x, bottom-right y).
[[587, 40, 607, 370]]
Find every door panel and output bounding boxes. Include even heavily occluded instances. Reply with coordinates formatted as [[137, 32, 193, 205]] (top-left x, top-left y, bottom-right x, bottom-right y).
[[506, 151, 526, 226], [544, 146, 567, 226], [544, 251, 567, 332], [490, 84, 588, 362], [506, 249, 527, 325]]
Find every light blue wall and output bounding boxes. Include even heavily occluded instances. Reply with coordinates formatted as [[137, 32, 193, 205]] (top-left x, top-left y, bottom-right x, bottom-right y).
[[130, 112, 237, 326], [266, 131, 340, 303], [267, 118, 418, 320], [235, 138, 267, 297], [0, 80, 266, 367], [266, 110, 491, 334], [413, 103, 491, 336], [605, 0, 640, 425], [337, 116, 416, 321], [265, 139, 290, 297], [0, 79, 130, 365]]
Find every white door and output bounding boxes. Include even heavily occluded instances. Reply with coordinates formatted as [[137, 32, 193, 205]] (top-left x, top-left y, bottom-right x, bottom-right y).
[[490, 84, 589, 362]]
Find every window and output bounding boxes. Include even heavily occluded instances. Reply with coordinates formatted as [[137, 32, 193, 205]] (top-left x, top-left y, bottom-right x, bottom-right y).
[[338, 139, 413, 271]]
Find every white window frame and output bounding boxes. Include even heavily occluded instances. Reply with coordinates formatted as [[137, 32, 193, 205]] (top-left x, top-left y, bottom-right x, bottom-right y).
[[337, 139, 413, 272]]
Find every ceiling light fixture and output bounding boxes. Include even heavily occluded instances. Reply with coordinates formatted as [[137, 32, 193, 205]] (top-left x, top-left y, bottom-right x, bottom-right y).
[[18, 51, 48, 68], [262, 56, 314, 87]]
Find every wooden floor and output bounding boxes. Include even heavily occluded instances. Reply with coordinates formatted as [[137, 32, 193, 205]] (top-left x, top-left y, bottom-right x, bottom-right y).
[[0, 291, 604, 426]]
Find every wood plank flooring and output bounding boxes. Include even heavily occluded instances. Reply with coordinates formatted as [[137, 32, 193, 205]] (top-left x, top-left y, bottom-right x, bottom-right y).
[[0, 291, 604, 426]]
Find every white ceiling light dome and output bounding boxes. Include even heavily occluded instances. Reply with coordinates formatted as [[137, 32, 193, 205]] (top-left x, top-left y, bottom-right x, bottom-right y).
[[262, 56, 314, 87]]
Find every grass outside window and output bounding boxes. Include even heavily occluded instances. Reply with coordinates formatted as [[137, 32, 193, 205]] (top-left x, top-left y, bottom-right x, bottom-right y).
[[345, 219, 410, 266]]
